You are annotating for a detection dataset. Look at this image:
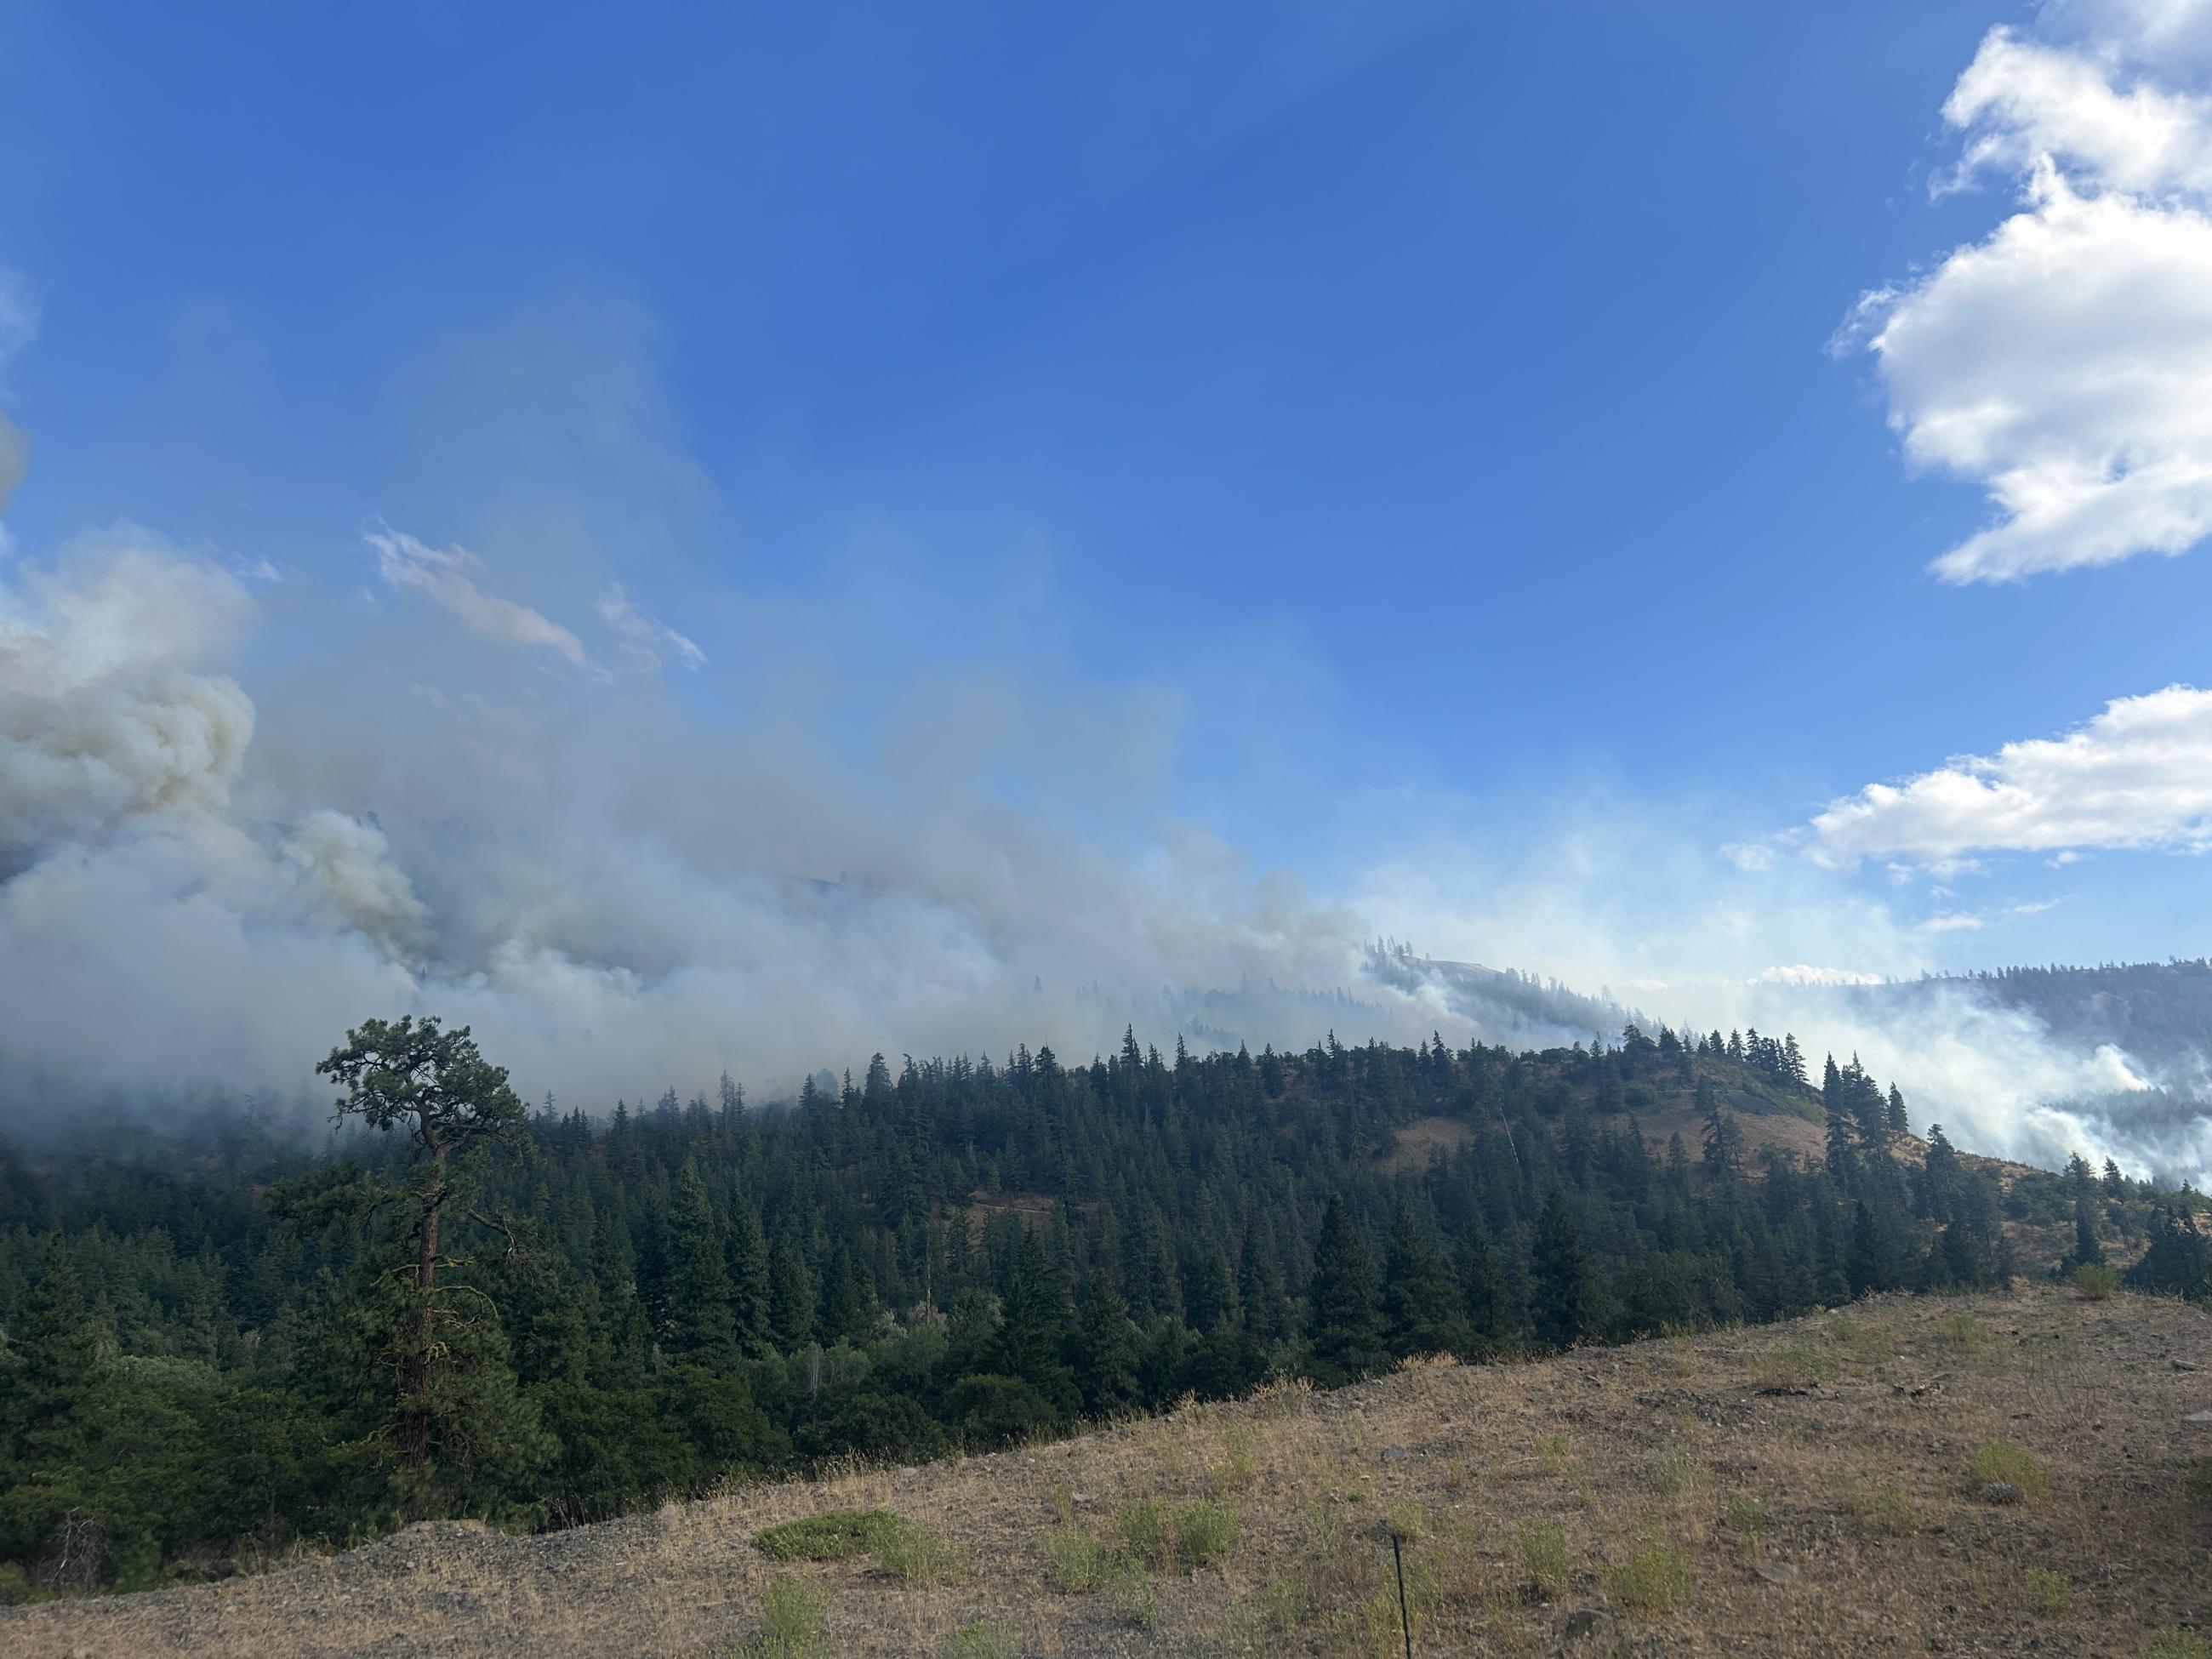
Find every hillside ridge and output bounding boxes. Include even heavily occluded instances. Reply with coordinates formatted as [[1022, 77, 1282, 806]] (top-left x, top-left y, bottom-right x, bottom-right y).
[[9, 1281, 2208, 1657]]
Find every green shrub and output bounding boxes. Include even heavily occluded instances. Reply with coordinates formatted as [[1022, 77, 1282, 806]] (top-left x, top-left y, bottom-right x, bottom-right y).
[[1519, 1520, 1570, 1600], [2071, 1263, 2121, 1300], [1605, 1540, 1692, 1617], [1114, 1497, 1171, 1568], [1175, 1500, 1240, 1570], [1840, 1477, 1918, 1536], [1967, 1440, 2052, 1503], [2189, 1458, 2212, 1508], [753, 1576, 830, 1658], [754, 1510, 905, 1562], [1040, 1526, 1110, 1593], [2024, 1567, 2071, 1616], [937, 1619, 1019, 1659], [1647, 1449, 1707, 1501], [1109, 1568, 1157, 1628], [2148, 1634, 2212, 1659]]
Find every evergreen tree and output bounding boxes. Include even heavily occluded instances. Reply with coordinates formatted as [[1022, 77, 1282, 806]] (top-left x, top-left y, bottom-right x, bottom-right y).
[[1530, 1189, 1587, 1350], [1304, 1197, 1388, 1384], [664, 1160, 737, 1367], [1071, 1271, 1138, 1415], [1381, 1197, 1468, 1358]]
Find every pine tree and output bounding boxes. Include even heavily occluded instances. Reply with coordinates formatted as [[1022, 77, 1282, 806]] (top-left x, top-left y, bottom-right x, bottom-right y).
[[1072, 1270, 1138, 1414], [767, 1242, 815, 1354], [1381, 1197, 1468, 1358], [664, 1160, 737, 1367], [1530, 1189, 1587, 1350], [7, 1233, 102, 1468], [1236, 1221, 1290, 1345], [728, 1200, 772, 1358], [1305, 1196, 1388, 1384]]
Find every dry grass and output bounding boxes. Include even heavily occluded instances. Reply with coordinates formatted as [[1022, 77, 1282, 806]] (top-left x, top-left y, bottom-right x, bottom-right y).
[[5, 1284, 2209, 1656]]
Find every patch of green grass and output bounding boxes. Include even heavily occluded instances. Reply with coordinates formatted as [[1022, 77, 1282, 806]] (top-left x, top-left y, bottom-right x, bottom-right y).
[[872, 1521, 968, 1586], [1605, 1540, 1693, 1617], [1047, 1478, 1075, 1526], [751, 1576, 829, 1658], [1725, 1492, 1768, 1559], [1647, 1448, 1708, 1502], [2024, 1567, 2071, 1617], [1936, 1312, 1984, 1350], [1210, 1422, 1259, 1494], [1223, 1577, 1309, 1653], [1174, 1500, 1240, 1570], [1519, 1520, 1571, 1601], [1383, 1497, 1430, 1542], [1747, 1341, 1831, 1391], [2148, 1636, 2212, 1659], [754, 1509, 904, 1562], [2071, 1263, 2121, 1300], [1967, 1440, 2053, 1503], [1840, 1477, 1918, 1536], [1114, 1497, 1171, 1568], [1040, 1526, 1110, 1593], [2187, 1457, 2212, 1508], [1109, 1567, 1157, 1628], [1533, 1432, 1578, 1479], [937, 1620, 1019, 1659], [1826, 1312, 1896, 1364]]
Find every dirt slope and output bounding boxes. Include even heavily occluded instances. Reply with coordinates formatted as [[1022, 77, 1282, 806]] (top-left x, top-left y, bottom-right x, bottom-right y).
[[9, 1283, 2209, 1657]]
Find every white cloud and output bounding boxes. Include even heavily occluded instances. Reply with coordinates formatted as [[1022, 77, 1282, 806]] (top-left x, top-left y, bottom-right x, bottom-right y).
[[1810, 683, 2212, 864], [1847, 14, 2212, 581], [366, 528, 591, 667], [1719, 840, 1776, 872], [596, 582, 705, 671]]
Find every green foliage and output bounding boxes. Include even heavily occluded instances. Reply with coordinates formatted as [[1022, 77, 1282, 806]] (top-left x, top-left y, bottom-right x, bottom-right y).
[[2148, 1634, 2212, 1659], [1605, 1539, 1692, 1616], [1840, 1477, 1918, 1536], [1112, 1497, 1171, 1568], [1967, 1441, 2053, 1502], [753, 1509, 906, 1562], [751, 1575, 829, 1658], [870, 1520, 968, 1586], [1519, 1520, 1571, 1600], [2023, 1567, 2071, 1616], [937, 1621, 1019, 1659], [1040, 1525, 1109, 1593], [1172, 1499, 1239, 1569], [2071, 1262, 2121, 1300]]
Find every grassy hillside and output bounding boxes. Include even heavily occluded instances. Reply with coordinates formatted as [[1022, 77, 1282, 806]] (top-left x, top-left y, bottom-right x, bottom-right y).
[[9, 1280, 2206, 1657]]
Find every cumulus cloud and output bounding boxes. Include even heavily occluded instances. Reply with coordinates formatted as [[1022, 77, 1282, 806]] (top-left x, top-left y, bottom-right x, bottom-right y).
[[1846, 9, 2212, 580], [1808, 683, 2212, 864], [367, 528, 592, 666], [596, 582, 704, 671]]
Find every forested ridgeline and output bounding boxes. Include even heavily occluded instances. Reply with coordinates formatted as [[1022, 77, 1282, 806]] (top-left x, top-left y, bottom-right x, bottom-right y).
[[2, 1021, 2207, 1597]]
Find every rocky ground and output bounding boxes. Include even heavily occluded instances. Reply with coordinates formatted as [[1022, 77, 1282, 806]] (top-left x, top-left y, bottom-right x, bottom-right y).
[[8, 1281, 2209, 1656]]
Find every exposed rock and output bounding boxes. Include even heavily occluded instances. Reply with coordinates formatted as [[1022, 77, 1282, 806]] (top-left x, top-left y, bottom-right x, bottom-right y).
[[1565, 1605, 1611, 1640], [1754, 1561, 1804, 1587], [1382, 1444, 1411, 1463], [1979, 1481, 2023, 1504]]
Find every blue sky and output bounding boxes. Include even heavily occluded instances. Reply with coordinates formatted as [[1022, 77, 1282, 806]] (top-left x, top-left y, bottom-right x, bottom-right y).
[[3, 2, 2212, 1112]]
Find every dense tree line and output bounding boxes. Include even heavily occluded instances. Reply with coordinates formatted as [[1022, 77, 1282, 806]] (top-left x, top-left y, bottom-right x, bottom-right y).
[[0, 1018, 2202, 1595]]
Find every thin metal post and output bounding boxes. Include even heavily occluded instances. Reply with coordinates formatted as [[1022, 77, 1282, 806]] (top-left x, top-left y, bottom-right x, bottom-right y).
[[1390, 1527, 1412, 1659]]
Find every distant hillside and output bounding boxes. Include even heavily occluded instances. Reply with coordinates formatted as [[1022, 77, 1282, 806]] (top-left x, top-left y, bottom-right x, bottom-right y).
[[7, 1281, 2205, 1656], [1861, 960, 2212, 1082]]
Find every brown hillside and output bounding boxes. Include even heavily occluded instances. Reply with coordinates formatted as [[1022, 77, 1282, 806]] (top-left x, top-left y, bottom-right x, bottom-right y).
[[8, 1283, 2209, 1656]]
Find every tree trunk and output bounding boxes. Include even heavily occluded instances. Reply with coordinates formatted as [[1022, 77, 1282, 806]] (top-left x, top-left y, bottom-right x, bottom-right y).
[[402, 1156, 444, 1470]]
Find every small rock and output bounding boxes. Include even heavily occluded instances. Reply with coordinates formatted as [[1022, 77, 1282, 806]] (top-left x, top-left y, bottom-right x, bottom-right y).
[[1979, 1481, 2023, 1504], [1382, 1444, 1411, 1464], [2186, 1411, 2212, 1424], [894, 1466, 918, 1478], [1072, 1492, 1094, 1507], [2174, 1359, 2201, 1372], [1565, 1606, 1611, 1640], [1754, 1561, 1804, 1587]]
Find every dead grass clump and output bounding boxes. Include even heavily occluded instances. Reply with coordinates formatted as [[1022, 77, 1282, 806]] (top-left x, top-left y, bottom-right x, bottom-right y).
[[1747, 1341, 1830, 1391], [1646, 1448, 1707, 1502], [1605, 1539, 1692, 1617], [1724, 1492, 1768, 1559], [1221, 1577, 1308, 1654], [872, 1521, 968, 1587], [1532, 1432, 1578, 1480], [1966, 1440, 2052, 1503]]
